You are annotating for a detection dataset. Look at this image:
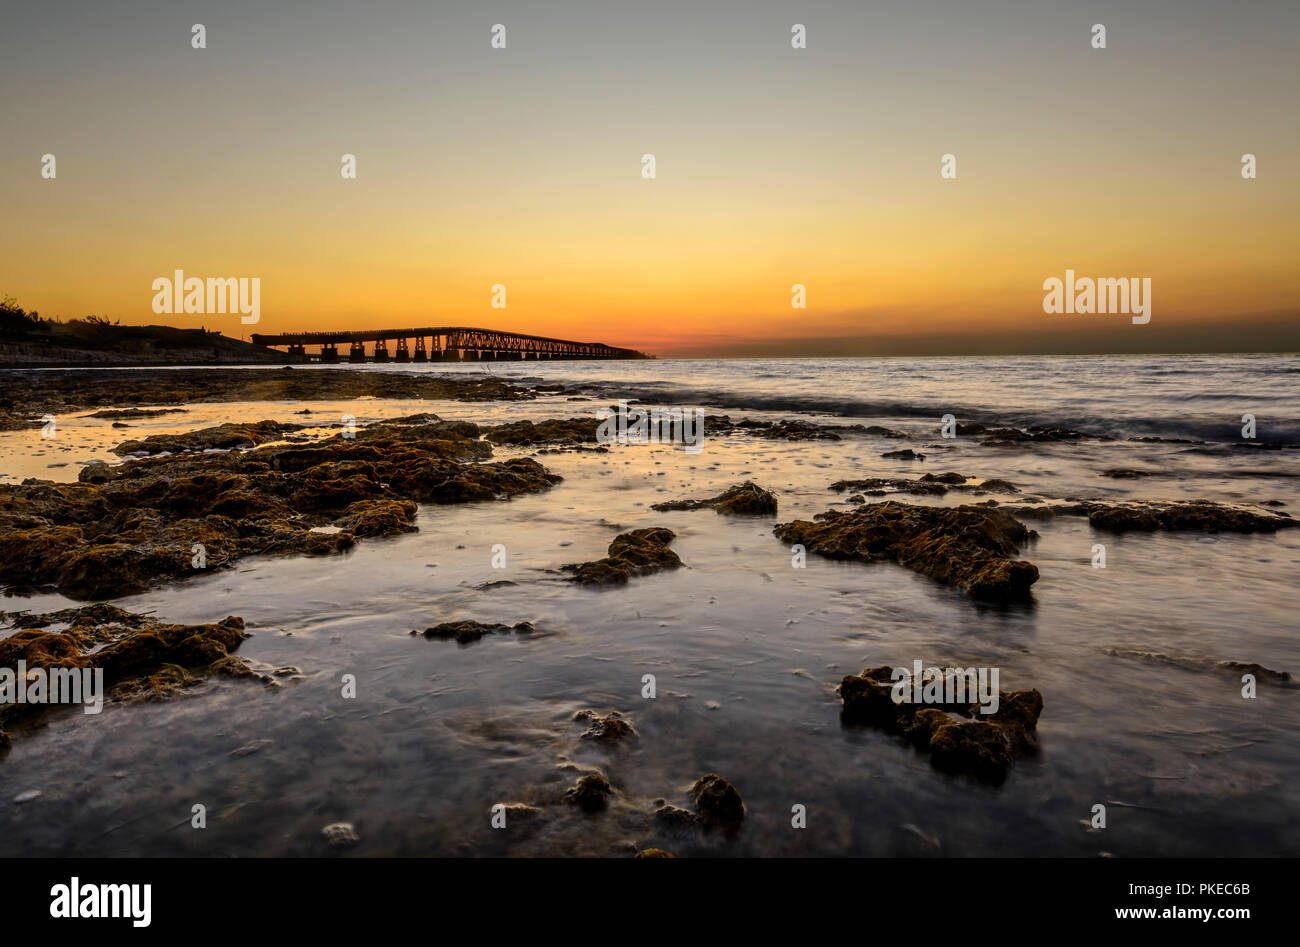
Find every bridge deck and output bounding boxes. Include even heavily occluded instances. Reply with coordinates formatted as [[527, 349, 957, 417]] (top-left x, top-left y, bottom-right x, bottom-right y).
[[250, 327, 650, 360]]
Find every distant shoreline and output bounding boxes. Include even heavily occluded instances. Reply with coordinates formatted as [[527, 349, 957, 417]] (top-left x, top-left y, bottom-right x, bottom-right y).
[[0, 318, 307, 369]]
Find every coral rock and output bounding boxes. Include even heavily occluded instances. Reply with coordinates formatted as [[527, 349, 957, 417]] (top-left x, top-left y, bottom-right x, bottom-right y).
[[563, 527, 683, 586], [690, 773, 745, 830], [651, 481, 777, 516], [574, 710, 637, 744], [567, 772, 613, 812], [774, 501, 1039, 601], [838, 665, 1044, 783]]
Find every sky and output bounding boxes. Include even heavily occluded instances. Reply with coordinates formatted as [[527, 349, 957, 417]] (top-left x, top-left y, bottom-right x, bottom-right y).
[[2, 0, 1297, 357]]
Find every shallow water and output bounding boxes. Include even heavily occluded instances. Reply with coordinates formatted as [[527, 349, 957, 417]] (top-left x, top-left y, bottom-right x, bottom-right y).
[[1, 356, 1297, 857]]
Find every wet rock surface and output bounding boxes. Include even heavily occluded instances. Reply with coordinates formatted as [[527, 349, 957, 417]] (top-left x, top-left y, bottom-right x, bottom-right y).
[[1103, 648, 1293, 684], [574, 710, 637, 744], [956, 422, 1107, 445], [691, 773, 745, 831], [87, 407, 188, 420], [653, 804, 699, 830], [483, 417, 601, 446], [1087, 500, 1296, 533], [0, 604, 260, 749], [999, 498, 1295, 533], [831, 475, 951, 496], [321, 822, 360, 849], [0, 367, 538, 417], [489, 411, 892, 446], [566, 771, 613, 811], [411, 620, 536, 645], [649, 774, 746, 835], [774, 501, 1040, 601], [651, 481, 778, 515], [839, 665, 1044, 783], [830, 472, 1019, 497], [562, 527, 683, 585], [0, 416, 562, 599], [113, 420, 305, 455], [704, 415, 881, 441]]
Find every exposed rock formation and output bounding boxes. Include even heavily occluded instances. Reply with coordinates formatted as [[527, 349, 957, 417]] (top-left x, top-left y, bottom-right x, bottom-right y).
[[651, 481, 778, 515], [690, 773, 745, 830], [412, 620, 536, 644], [566, 772, 613, 812], [563, 527, 683, 586], [0, 417, 561, 598], [839, 665, 1043, 783], [113, 420, 304, 455], [830, 472, 1019, 498], [0, 604, 261, 749], [483, 418, 601, 446], [574, 710, 637, 744], [774, 501, 1039, 601]]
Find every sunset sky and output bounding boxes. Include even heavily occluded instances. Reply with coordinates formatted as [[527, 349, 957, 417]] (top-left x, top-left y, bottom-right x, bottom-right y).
[[3, 0, 1297, 356]]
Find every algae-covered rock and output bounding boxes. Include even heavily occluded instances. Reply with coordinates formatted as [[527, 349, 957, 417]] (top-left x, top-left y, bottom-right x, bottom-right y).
[[651, 481, 778, 516], [567, 772, 613, 812], [483, 418, 600, 446], [87, 407, 188, 420], [113, 420, 303, 455], [994, 498, 1294, 534], [0, 604, 262, 751], [333, 499, 418, 536], [0, 366, 535, 414], [654, 805, 700, 830], [574, 710, 637, 744], [690, 773, 745, 830], [1087, 500, 1295, 534], [563, 527, 682, 586], [0, 418, 562, 599], [705, 416, 874, 441], [927, 721, 1016, 781], [321, 822, 360, 849], [838, 665, 1043, 783], [829, 472, 1020, 499], [412, 620, 534, 645], [830, 476, 953, 497], [774, 501, 1039, 601], [975, 424, 1103, 445]]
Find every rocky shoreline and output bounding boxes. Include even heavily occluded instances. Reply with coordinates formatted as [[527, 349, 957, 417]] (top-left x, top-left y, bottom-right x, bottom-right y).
[[0, 367, 543, 432], [1, 366, 1295, 855], [0, 412, 562, 598], [0, 604, 274, 749]]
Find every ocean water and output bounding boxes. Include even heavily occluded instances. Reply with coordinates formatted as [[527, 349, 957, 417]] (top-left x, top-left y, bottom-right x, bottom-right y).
[[1, 354, 1297, 857], [355, 353, 1300, 444]]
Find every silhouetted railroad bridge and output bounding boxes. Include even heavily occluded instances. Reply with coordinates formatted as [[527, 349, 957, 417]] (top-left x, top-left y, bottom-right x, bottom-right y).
[[249, 327, 651, 362]]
